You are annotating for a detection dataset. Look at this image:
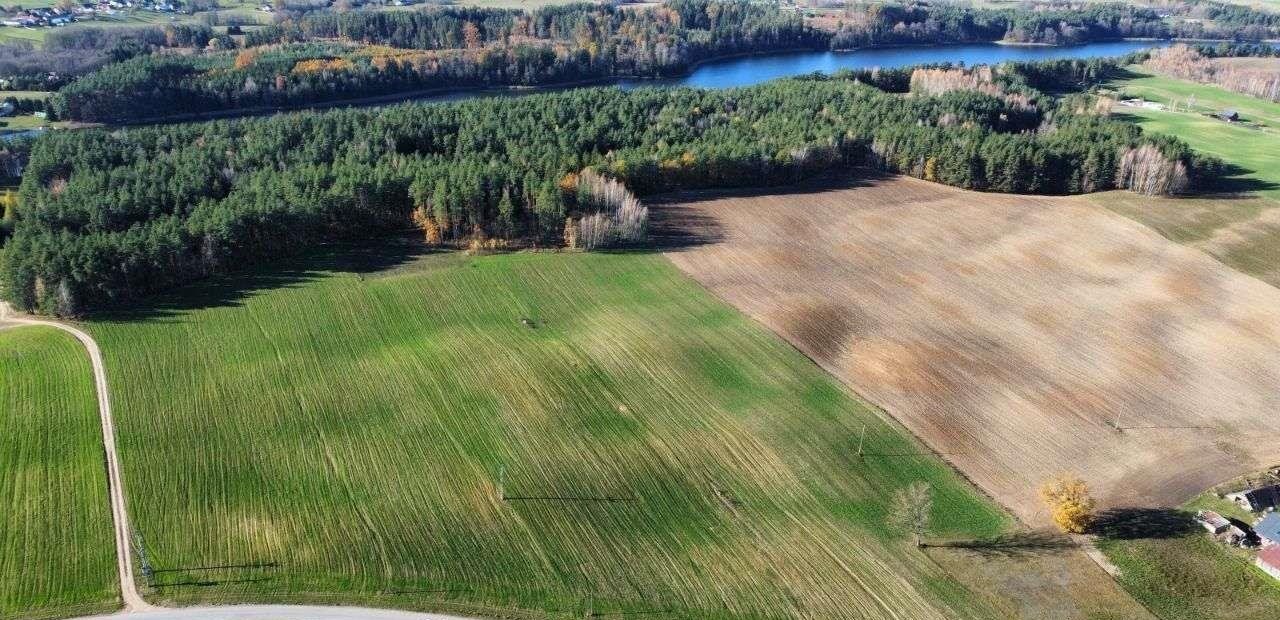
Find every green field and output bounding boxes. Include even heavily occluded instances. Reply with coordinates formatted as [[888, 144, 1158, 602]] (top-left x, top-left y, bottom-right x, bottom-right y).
[[1108, 68, 1280, 200], [83, 246, 1011, 618], [0, 327, 119, 619], [1098, 522, 1280, 620]]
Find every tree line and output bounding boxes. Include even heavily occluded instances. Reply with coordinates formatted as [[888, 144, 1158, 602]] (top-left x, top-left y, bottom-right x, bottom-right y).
[[49, 0, 1280, 124], [4, 64, 1219, 315], [1145, 44, 1280, 102], [828, 3, 1168, 49], [52, 0, 821, 122]]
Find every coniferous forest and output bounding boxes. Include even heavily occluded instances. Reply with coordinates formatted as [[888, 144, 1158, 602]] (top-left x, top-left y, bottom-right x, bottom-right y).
[[3, 64, 1219, 315], [47, 0, 1280, 123]]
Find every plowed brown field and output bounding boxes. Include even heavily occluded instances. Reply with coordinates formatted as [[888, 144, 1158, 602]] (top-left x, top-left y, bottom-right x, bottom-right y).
[[662, 174, 1280, 524]]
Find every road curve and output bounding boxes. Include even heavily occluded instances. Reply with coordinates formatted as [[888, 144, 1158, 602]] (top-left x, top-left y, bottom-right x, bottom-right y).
[[2, 302, 491, 620], [0, 302, 150, 611]]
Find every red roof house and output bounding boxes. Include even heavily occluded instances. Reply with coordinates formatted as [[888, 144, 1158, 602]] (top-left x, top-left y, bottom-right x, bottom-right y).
[[1258, 545, 1280, 581]]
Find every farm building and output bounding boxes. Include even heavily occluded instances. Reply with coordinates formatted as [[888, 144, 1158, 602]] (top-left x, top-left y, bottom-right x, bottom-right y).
[[1196, 510, 1232, 535], [1256, 513, 1280, 547], [1197, 510, 1251, 545], [1227, 484, 1280, 512], [1258, 545, 1280, 581], [1218, 109, 1240, 122]]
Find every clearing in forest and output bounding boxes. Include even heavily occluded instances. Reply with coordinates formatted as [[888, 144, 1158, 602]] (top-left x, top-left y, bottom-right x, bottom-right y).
[[661, 174, 1280, 525], [0, 326, 119, 618], [83, 249, 1028, 619], [1107, 67, 1280, 200]]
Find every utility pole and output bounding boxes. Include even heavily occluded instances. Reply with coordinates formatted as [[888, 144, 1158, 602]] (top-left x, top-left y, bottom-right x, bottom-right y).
[[497, 465, 505, 501], [856, 423, 866, 458]]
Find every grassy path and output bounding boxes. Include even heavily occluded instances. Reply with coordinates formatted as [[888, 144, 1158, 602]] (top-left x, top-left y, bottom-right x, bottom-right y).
[[2, 303, 149, 613]]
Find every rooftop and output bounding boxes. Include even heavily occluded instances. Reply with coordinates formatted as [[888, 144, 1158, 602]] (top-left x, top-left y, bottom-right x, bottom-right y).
[[1256, 512, 1280, 542], [1259, 544, 1280, 570]]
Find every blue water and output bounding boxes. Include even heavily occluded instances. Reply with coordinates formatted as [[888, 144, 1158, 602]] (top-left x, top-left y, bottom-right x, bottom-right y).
[[618, 40, 1171, 90]]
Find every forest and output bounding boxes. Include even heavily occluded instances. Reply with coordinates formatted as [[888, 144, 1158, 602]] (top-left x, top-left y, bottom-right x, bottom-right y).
[[0, 24, 212, 91], [48, 0, 1280, 123], [3, 63, 1219, 315], [52, 0, 819, 122]]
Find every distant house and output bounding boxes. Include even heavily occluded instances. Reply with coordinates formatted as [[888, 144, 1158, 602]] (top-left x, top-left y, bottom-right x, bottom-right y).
[[1257, 513, 1280, 547], [1219, 109, 1240, 122], [1258, 544, 1280, 581], [1226, 484, 1280, 512], [1196, 510, 1232, 535], [1196, 510, 1251, 545]]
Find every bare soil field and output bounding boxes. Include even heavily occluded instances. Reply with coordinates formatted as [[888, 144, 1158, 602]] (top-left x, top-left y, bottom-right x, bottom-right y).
[[661, 173, 1280, 524]]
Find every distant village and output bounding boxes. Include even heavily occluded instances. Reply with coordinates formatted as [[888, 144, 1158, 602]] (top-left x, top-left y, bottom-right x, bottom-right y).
[[1195, 471, 1280, 581], [1, 1, 179, 30]]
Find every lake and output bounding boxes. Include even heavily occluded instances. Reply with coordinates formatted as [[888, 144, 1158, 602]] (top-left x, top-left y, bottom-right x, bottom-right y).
[[618, 40, 1171, 90], [8, 38, 1173, 134]]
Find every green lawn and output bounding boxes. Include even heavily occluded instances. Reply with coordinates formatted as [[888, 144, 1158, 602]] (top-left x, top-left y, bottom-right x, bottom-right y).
[[1099, 526, 1280, 620], [0, 327, 119, 619], [85, 246, 1010, 619], [1108, 67, 1280, 200], [0, 26, 49, 46]]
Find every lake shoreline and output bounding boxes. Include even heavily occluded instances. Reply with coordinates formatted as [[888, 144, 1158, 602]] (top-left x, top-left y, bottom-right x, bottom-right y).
[[86, 38, 1179, 128]]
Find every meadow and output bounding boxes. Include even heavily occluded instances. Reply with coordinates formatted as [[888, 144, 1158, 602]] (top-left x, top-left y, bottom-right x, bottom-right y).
[[1098, 523, 1280, 620], [1106, 67, 1280, 200], [0, 326, 119, 619], [85, 247, 1013, 619]]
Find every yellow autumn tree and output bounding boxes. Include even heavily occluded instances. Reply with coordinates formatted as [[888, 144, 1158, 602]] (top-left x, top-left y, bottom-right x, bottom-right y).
[[234, 49, 259, 70], [1040, 473, 1095, 534], [410, 205, 441, 245], [0, 189, 18, 221]]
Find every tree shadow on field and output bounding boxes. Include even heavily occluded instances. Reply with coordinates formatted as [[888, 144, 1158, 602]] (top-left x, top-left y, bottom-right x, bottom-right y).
[[92, 235, 437, 323], [931, 530, 1076, 558], [153, 576, 274, 588], [1090, 507, 1196, 541], [642, 170, 886, 253], [152, 561, 279, 574]]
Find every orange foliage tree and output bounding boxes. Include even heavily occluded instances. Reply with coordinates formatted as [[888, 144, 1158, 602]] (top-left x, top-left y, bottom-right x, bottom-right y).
[[1040, 473, 1096, 534]]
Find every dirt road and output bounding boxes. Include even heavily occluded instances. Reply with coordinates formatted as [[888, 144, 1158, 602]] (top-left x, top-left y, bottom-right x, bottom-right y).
[[1, 302, 149, 611], [2, 302, 495, 620]]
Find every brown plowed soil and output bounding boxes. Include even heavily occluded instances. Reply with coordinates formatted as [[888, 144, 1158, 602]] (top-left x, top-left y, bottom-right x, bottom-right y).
[[662, 173, 1280, 524]]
